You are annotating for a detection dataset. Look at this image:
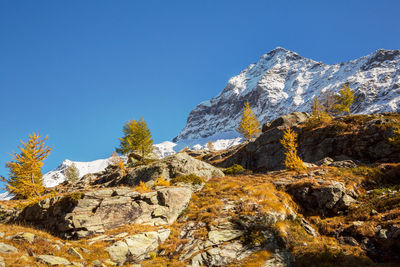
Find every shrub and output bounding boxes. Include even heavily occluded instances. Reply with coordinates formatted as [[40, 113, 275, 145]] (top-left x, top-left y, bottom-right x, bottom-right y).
[[135, 181, 151, 193], [153, 176, 170, 187], [223, 164, 247, 175], [171, 174, 204, 185]]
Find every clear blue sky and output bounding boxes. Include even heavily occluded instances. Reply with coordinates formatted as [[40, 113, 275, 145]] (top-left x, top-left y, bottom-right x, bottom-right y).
[[1, 0, 399, 184]]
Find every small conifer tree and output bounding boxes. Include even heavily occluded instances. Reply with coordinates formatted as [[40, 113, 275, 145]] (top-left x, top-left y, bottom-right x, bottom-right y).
[[334, 84, 355, 115], [3, 133, 52, 199], [308, 97, 331, 126], [237, 101, 261, 141], [280, 128, 306, 173], [64, 163, 80, 183], [117, 118, 154, 162]]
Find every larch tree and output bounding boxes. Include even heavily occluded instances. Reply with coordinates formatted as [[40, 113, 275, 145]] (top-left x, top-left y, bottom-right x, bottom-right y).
[[237, 101, 261, 141], [64, 163, 80, 183], [310, 97, 331, 124], [3, 133, 52, 199], [334, 84, 355, 115], [280, 128, 306, 173], [117, 118, 154, 162]]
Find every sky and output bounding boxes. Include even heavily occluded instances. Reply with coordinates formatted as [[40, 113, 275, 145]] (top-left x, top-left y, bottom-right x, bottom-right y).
[[1, 0, 400, 186]]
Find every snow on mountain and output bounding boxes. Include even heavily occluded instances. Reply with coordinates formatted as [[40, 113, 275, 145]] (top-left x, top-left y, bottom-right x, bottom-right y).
[[174, 47, 400, 141], [153, 141, 177, 158], [43, 158, 112, 188], [0, 191, 14, 201]]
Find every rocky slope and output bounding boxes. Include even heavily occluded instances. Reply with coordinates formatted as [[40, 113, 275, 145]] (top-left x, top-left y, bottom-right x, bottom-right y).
[[0, 145, 399, 266], [175, 47, 400, 142], [207, 113, 400, 172]]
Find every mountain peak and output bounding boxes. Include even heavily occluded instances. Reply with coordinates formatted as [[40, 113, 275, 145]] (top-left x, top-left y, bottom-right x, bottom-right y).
[[175, 48, 400, 141]]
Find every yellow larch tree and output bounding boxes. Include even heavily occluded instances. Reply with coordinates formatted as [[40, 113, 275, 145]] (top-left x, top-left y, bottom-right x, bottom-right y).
[[237, 101, 261, 141], [280, 128, 306, 173], [308, 97, 332, 126], [117, 118, 154, 162], [3, 133, 52, 199], [334, 84, 355, 115]]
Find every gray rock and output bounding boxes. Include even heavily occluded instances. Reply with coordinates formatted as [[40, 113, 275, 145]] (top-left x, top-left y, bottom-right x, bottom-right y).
[[107, 229, 171, 265], [0, 242, 18, 254], [36, 255, 71, 266], [17, 187, 191, 239], [262, 112, 310, 132], [329, 160, 357, 168], [264, 250, 293, 267], [106, 240, 129, 265], [208, 229, 243, 245], [288, 180, 356, 215], [67, 247, 83, 259], [11, 232, 35, 244], [119, 152, 224, 186]]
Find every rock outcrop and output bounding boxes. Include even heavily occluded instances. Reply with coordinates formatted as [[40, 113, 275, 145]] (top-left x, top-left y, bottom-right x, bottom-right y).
[[15, 187, 191, 239], [106, 229, 170, 265], [287, 180, 358, 216], [217, 114, 399, 171], [94, 152, 224, 187]]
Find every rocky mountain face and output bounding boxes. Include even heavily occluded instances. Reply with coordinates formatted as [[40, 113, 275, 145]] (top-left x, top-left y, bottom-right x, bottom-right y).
[[194, 113, 400, 172], [175, 47, 400, 142]]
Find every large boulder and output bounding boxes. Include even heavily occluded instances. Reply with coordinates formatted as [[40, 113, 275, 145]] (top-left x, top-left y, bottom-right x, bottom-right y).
[[17, 187, 191, 239], [287, 180, 357, 216], [262, 112, 310, 132], [116, 152, 224, 186], [106, 229, 170, 265]]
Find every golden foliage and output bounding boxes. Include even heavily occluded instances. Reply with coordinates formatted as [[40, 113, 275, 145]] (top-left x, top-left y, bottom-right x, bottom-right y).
[[307, 97, 332, 127], [334, 84, 355, 115], [3, 133, 52, 199], [64, 163, 80, 183], [153, 176, 170, 187], [117, 118, 153, 161], [389, 126, 400, 148], [280, 128, 306, 173], [237, 101, 261, 140], [135, 181, 151, 193], [110, 151, 126, 176]]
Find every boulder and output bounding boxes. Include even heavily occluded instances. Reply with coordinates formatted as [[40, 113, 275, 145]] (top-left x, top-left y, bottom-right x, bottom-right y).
[[262, 112, 310, 132], [17, 187, 191, 239], [36, 255, 71, 266], [0, 243, 18, 254], [117, 152, 224, 186], [288, 180, 357, 215], [106, 229, 171, 265], [11, 232, 35, 244]]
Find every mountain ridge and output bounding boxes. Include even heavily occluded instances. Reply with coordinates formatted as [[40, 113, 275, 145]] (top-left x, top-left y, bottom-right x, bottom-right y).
[[174, 47, 400, 141]]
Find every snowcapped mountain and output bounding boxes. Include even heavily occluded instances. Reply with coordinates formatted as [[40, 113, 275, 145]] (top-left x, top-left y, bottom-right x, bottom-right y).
[[42, 158, 112, 187], [153, 141, 177, 158], [174, 47, 400, 141]]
